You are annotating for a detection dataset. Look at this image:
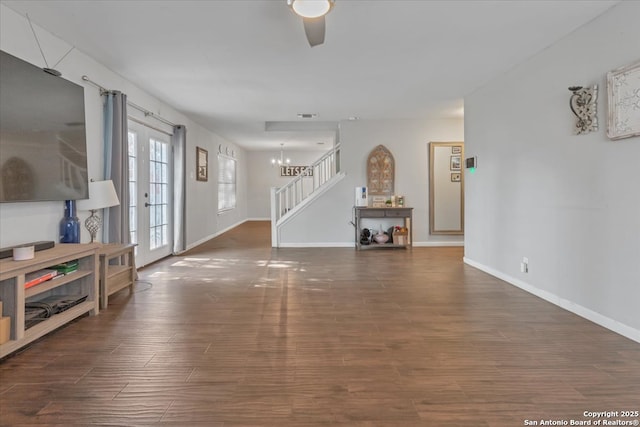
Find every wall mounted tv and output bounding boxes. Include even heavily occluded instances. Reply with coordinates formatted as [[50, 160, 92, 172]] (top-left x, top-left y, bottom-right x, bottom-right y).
[[0, 50, 89, 203]]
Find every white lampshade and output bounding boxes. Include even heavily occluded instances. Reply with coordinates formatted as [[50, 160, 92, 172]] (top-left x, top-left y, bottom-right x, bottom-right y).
[[77, 180, 120, 211]]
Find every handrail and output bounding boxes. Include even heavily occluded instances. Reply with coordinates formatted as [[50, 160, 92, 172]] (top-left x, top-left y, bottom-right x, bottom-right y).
[[272, 143, 341, 223], [57, 136, 88, 195]]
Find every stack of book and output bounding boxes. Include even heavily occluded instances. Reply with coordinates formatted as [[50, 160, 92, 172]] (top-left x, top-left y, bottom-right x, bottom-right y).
[[50, 260, 79, 275], [24, 269, 58, 289], [23, 260, 79, 290]]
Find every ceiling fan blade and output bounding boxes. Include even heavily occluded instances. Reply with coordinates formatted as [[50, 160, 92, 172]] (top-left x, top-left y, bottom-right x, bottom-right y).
[[302, 16, 326, 47]]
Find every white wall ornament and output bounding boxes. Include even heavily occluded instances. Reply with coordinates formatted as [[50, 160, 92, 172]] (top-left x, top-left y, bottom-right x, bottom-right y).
[[568, 85, 598, 135], [607, 60, 640, 140]]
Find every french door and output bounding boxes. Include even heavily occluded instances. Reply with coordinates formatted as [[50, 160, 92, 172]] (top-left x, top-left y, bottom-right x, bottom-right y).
[[127, 121, 173, 267]]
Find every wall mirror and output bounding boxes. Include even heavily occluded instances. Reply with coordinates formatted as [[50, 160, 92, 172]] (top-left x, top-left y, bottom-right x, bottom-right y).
[[429, 142, 464, 235]]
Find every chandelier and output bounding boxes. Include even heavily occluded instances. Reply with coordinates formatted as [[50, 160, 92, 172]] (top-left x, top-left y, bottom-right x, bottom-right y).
[[271, 143, 291, 166]]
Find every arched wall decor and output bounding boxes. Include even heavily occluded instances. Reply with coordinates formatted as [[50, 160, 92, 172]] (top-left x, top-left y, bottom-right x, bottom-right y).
[[1, 157, 35, 201], [366, 145, 394, 196]]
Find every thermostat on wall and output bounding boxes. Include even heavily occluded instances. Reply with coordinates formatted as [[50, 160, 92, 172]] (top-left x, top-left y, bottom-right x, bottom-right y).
[[465, 156, 477, 169]]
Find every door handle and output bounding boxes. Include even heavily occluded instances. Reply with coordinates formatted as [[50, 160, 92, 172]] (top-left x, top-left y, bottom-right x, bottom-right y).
[[145, 202, 151, 208]]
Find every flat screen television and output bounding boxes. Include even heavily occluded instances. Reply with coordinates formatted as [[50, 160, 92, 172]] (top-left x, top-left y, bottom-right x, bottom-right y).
[[0, 49, 89, 203]]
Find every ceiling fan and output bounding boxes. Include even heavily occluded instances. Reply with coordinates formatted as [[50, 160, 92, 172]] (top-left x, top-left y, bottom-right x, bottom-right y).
[[287, 0, 335, 47]]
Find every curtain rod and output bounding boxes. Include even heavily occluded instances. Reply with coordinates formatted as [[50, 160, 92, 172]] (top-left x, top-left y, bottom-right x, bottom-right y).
[[82, 75, 178, 128], [127, 101, 176, 128], [128, 115, 173, 137], [82, 75, 108, 92]]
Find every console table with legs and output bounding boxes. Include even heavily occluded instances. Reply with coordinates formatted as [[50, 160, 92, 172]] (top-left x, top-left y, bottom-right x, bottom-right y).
[[98, 243, 136, 309], [354, 206, 413, 250], [0, 244, 100, 358]]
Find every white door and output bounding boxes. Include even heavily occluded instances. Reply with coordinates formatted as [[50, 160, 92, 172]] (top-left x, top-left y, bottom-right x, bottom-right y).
[[127, 121, 173, 267]]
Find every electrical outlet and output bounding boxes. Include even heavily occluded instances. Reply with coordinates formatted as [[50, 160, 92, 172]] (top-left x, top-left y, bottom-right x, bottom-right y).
[[520, 257, 529, 273]]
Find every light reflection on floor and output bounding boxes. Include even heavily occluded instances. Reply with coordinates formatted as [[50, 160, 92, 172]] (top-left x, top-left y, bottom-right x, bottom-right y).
[[151, 255, 330, 289]]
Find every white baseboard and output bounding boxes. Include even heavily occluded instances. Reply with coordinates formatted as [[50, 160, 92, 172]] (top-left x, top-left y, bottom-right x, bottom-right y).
[[278, 242, 354, 248], [463, 257, 640, 344], [278, 242, 463, 248], [414, 241, 464, 247], [185, 219, 249, 251]]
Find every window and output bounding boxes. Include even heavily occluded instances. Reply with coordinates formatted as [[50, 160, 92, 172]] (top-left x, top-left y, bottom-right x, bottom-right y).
[[218, 154, 236, 212], [149, 138, 170, 249], [127, 130, 138, 248]]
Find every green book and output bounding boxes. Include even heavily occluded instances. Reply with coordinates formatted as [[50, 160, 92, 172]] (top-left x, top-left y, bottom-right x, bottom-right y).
[[50, 260, 79, 274]]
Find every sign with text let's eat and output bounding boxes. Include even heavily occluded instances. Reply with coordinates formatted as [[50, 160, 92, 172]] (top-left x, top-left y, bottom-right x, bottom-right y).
[[280, 166, 313, 177]]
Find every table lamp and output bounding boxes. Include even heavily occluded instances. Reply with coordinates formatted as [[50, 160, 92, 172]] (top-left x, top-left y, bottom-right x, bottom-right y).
[[76, 180, 120, 243]]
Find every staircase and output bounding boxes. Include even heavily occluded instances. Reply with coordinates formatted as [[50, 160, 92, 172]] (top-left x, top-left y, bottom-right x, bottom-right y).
[[271, 143, 345, 247]]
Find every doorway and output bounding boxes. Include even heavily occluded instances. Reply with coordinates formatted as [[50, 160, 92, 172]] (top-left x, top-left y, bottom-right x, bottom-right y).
[[127, 121, 173, 267]]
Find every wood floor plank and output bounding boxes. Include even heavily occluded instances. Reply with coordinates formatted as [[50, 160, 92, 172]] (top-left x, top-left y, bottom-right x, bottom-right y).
[[1, 221, 639, 425]]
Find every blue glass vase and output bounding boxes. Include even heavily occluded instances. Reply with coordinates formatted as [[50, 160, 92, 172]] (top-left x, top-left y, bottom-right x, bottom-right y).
[[59, 200, 80, 243]]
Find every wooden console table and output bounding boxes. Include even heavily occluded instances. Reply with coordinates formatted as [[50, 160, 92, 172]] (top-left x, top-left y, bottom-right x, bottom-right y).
[[354, 206, 413, 250], [0, 243, 100, 358], [98, 243, 136, 309]]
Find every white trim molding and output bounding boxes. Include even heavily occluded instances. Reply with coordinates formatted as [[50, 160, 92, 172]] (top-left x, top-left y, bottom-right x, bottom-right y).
[[278, 242, 354, 248], [414, 241, 464, 247], [184, 219, 249, 252], [463, 257, 640, 344]]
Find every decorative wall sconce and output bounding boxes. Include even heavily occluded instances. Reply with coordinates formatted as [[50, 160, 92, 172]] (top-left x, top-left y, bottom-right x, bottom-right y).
[[568, 85, 598, 135]]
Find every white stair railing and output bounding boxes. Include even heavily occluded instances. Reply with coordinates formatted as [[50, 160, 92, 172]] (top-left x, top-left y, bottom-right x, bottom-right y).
[[58, 136, 88, 196], [272, 143, 341, 223]]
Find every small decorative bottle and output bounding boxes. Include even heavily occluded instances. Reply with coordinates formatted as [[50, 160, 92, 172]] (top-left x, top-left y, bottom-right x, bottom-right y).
[[59, 200, 80, 243]]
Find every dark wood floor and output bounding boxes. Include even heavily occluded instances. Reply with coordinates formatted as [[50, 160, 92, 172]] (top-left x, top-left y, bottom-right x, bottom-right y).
[[1, 221, 639, 426]]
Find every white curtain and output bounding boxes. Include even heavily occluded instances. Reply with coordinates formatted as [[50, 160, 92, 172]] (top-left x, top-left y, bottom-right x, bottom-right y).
[[172, 125, 186, 253]]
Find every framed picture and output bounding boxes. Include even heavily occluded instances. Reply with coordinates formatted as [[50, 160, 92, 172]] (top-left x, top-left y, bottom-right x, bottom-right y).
[[371, 196, 387, 208], [607, 60, 640, 140], [450, 155, 461, 171], [196, 146, 208, 181], [451, 146, 462, 154], [451, 173, 461, 182]]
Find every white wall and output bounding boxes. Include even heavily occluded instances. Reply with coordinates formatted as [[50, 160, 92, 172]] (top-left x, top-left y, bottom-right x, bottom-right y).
[[0, 5, 246, 251], [280, 118, 464, 246], [246, 149, 327, 219], [184, 127, 247, 250], [464, 1, 640, 341]]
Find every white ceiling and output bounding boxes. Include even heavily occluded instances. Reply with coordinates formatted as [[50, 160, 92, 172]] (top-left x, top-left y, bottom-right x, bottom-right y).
[[1, 0, 619, 150]]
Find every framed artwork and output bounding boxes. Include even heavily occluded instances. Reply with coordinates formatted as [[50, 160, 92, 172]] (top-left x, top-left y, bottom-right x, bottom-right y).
[[371, 196, 387, 208], [196, 146, 208, 181], [451, 146, 462, 154], [450, 155, 461, 171], [607, 61, 640, 140], [451, 173, 461, 182]]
